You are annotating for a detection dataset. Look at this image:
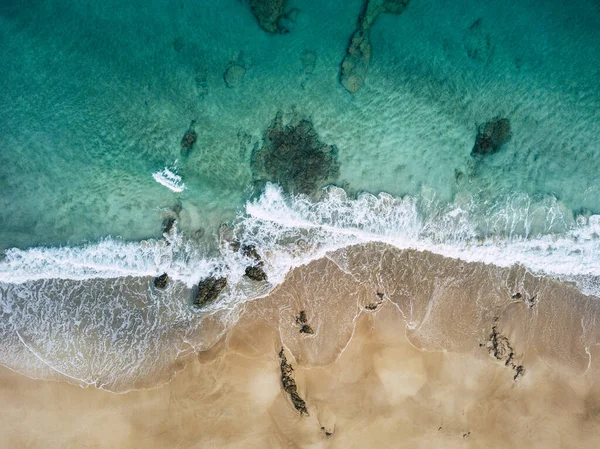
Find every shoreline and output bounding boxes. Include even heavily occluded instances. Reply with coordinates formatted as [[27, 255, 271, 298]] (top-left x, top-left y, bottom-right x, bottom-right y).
[[2, 244, 600, 447]]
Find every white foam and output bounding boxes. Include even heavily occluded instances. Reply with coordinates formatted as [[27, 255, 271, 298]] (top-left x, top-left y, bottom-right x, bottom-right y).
[[240, 184, 600, 294], [2, 183, 599, 297], [152, 167, 185, 192]]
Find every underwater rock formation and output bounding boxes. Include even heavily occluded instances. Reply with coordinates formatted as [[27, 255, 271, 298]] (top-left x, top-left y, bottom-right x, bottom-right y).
[[472, 117, 512, 156], [251, 112, 340, 195], [241, 244, 261, 260], [224, 53, 247, 88], [180, 120, 197, 151], [194, 277, 227, 307], [463, 18, 494, 63], [340, 0, 410, 93], [249, 0, 287, 34]]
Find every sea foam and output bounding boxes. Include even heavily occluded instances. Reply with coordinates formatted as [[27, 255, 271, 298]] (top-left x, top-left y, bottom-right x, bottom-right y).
[[152, 167, 185, 193], [1, 183, 599, 296]]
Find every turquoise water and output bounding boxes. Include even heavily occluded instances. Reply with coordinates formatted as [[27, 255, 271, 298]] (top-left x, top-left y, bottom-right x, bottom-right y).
[[1, 0, 599, 251], [1, 0, 600, 390]]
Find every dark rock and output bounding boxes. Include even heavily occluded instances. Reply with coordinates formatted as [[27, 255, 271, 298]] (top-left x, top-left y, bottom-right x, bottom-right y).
[[300, 324, 314, 334], [245, 264, 267, 281], [194, 277, 227, 308], [296, 310, 308, 324], [154, 273, 169, 289], [279, 348, 308, 415], [250, 0, 287, 33], [162, 218, 176, 235], [251, 112, 340, 195], [181, 120, 197, 151], [241, 244, 261, 261], [472, 117, 512, 156]]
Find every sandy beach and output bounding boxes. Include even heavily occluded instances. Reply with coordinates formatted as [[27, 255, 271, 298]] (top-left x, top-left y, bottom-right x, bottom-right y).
[[2, 244, 600, 448]]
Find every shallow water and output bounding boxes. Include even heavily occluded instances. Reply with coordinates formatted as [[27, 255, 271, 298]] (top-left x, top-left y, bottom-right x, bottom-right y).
[[1, 0, 600, 405]]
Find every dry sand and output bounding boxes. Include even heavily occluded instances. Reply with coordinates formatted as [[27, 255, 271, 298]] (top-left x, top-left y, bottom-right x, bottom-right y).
[[2, 243, 600, 448]]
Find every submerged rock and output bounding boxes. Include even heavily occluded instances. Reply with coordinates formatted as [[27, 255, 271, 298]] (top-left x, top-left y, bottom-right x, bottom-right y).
[[153, 273, 169, 289], [224, 64, 246, 88], [251, 112, 340, 195], [181, 120, 197, 150], [339, 0, 410, 93], [472, 117, 512, 156], [194, 277, 227, 308], [250, 0, 287, 33], [245, 264, 267, 281], [463, 18, 494, 63], [340, 30, 372, 94]]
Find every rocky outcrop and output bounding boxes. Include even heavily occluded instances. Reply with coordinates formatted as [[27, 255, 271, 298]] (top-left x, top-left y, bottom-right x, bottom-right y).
[[251, 112, 340, 195], [472, 117, 512, 156], [194, 277, 227, 308], [245, 263, 267, 281], [279, 348, 308, 415], [339, 0, 410, 93], [162, 217, 176, 235], [153, 273, 169, 289], [223, 53, 248, 88], [295, 310, 314, 334], [250, 0, 287, 33], [482, 320, 525, 381]]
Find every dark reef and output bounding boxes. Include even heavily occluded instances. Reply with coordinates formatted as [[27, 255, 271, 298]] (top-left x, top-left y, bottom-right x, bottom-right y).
[[249, 0, 287, 33], [472, 117, 512, 156], [251, 112, 340, 195]]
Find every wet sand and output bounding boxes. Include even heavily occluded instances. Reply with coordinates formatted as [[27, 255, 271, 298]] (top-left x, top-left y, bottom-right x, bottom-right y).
[[2, 243, 600, 448]]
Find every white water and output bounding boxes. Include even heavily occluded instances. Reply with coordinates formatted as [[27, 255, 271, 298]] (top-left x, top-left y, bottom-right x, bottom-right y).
[[1, 183, 599, 295], [152, 167, 185, 193]]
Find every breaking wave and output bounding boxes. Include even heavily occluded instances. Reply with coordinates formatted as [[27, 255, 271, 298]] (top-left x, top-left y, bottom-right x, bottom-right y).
[[1, 183, 599, 392]]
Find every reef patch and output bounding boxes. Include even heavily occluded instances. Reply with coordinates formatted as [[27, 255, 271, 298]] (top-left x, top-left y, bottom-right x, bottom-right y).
[[251, 112, 340, 195]]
